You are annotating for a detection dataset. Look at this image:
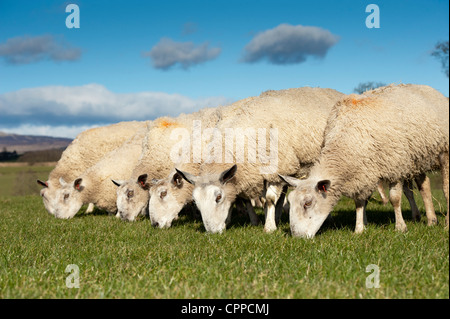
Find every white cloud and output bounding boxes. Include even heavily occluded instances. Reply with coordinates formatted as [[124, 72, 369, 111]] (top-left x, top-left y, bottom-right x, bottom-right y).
[[1, 124, 98, 139], [144, 37, 221, 70], [0, 84, 232, 138], [242, 24, 339, 65]]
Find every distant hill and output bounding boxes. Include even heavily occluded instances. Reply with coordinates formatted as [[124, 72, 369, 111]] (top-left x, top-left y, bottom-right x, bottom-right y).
[[0, 131, 72, 154]]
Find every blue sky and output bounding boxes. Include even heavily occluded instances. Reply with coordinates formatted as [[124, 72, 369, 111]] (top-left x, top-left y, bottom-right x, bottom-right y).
[[0, 0, 448, 138]]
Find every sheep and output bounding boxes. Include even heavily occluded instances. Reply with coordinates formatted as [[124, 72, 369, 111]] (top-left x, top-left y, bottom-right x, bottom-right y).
[[146, 97, 271, 228], [149, 166, 261, 228], [279, 84, 449, 238], [37, 121, 146, 218], [175, 87, 345, 234], [112, 106, 228, 223], [49, 123, 149, 219]]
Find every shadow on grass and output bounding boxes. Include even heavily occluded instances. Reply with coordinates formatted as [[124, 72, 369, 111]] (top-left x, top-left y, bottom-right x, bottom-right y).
[[316, 201, 418, 236], [75, 206, 112, 218]]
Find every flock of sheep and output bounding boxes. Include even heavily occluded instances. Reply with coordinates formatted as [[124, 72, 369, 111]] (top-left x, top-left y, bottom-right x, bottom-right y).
[[37, 84, 449, 238]]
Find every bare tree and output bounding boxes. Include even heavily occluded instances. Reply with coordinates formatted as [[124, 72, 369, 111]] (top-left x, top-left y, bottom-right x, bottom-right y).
[[353, 81, 386, 94], [431, 41, 449, 78]]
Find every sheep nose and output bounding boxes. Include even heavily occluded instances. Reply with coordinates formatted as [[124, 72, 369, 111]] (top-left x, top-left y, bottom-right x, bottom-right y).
[[119, 211, 127, 220], [151, 221, 159, 228]]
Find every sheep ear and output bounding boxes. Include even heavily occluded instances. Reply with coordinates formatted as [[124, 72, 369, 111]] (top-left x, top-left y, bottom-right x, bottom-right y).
[[316, 180, 331, 194], [111, 180, 123, 187], [137, 174, 150, 190], [175, 168, 197, 185], [278, 175, 301, 188], [59, 177, 67, 186], [172, 171, 184, 188], [37, 180, 48, 188], [74, 178, 84, 192], [219, 164, 237, 185]]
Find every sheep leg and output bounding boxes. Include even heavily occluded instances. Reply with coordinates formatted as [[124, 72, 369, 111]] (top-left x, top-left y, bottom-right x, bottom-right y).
[[263, 184, 283, 233], [354, 199, 367, 234], [403, 180, 420, 222], [377, 181, 389, 205], [363, 200, 368, 225], [415, 174, 437, 226], [246, 200, 260, 226], [86, 203, 95, 214], [440, 152, 449, 228], [274, 185, 288, 224], [389, 181, 407, 232]]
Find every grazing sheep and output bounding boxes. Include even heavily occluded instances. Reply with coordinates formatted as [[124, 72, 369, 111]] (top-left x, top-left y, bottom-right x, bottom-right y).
[[49, 124, 149, 219], [147, 97, 266, 228], [176, 87, 345, 234], [113, 106, 226, 223], [149, 165, 262, 228], [37, 121, 146, 218], [280, 84, 449, 238]]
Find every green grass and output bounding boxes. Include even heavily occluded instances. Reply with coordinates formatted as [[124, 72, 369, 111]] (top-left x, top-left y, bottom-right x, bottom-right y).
[[0, 165, 53, 196], [0, 166, 448, 299]]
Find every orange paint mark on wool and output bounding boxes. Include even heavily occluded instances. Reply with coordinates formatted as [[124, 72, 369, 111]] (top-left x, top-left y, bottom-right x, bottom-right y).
[[343, 95, 374, 109], [351, 97, 360, 105], [157, 119, 178, 128]]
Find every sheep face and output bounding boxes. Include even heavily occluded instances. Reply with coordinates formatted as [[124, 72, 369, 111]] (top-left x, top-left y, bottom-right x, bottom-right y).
[[112, 174, 149, 221], [148, 171, 190, 228], [38, 177, 84, 219], [176, 165, 237, 234], [192, 184, 234, 234], [38, 180, 59, 217], [279, 175, 332, 238]]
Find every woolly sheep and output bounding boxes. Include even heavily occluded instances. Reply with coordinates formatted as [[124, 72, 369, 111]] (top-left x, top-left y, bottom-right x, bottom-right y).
[[113, 106, 227, 223], [176, 87, 345, 234], [280, 84, 449, 238], [147, 98, 266, 228], [37, 121, 146, 218], [50, 123, 149, 219]]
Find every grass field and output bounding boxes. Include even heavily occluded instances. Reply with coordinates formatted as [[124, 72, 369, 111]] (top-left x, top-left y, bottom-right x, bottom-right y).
[[0, 165, 448, 299]]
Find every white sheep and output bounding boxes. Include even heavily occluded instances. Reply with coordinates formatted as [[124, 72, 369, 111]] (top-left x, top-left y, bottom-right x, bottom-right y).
[[175, 87, 345, 234], [147, 97, 267, 228], [37, 121, 146, 218], [279, 84, 449, 238], [49, 123, 149, 219], [112, 106, 227, 223]]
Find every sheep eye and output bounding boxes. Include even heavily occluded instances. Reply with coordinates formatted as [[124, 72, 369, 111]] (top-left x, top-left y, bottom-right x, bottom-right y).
[[127, 190, 134, 198], [160, 190, 167, 199], [215, 194, 222, 203], [304, 200, 312, 208], [64, 194, 69, 200]]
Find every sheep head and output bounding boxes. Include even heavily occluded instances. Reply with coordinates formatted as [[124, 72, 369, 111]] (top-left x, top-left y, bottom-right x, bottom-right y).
[[177, 164, 238, 234], [112, 174, 150, 221]]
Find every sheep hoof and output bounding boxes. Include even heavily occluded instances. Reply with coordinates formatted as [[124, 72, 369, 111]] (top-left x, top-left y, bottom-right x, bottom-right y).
[[395, 223, 408, 233], [263, 225, 277, 233]]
